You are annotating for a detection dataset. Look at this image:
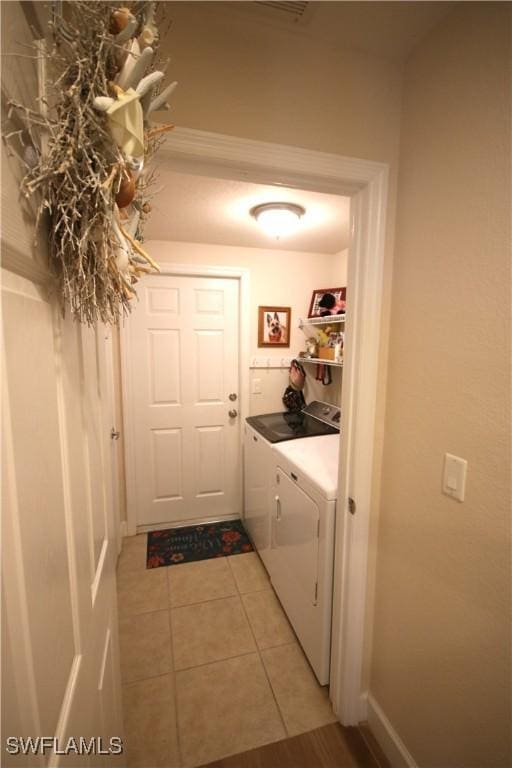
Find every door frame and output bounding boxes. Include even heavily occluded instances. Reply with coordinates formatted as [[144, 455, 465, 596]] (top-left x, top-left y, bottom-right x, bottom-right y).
[[121, 263, 250, 535], [150, 127, 389, 726]]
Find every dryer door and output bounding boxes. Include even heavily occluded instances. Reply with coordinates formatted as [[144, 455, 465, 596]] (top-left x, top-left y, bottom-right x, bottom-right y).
[[272, 467, 320, 610]]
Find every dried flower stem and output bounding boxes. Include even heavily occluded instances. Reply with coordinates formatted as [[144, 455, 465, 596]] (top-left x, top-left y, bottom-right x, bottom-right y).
[[4, 1, 168, 326]]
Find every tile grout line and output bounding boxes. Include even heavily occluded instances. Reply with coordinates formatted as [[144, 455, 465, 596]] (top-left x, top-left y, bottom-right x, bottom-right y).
[[117, 536, 183, 766], [166, 557, 274, 766], [121, 669, 174, 688], [120, 549, 294, 764], [174, 648, 261, 675], [169, 590, 246, 611], [118, 555, 169, 619], [173, 552, 282, 766], [169, 585, 271, 610], [228, 556, 291, 740], [164, 539, 184, 768], [168, 559, 260, 674]]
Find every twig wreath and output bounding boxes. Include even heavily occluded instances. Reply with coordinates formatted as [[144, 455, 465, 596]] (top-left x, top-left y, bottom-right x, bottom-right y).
[[4, 1, 176, 325]]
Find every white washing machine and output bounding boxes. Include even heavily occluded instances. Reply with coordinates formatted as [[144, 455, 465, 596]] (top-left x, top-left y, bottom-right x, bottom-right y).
[[272, 434, 339, 685], [243, 402, 340, 684], [244, 402, 339, 574]]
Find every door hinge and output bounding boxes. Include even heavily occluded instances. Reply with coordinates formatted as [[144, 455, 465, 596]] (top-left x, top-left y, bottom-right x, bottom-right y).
[[348, 497, 356, 515], [316, 518, 320, 538], [314, 581, 318, 605]]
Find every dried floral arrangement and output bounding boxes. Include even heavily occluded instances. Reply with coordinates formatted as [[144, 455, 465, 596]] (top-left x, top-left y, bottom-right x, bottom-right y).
[[4, 1, 176, 324]]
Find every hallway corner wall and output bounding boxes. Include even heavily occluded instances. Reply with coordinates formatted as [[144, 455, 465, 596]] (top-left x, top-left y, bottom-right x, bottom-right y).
[[369, 4, 512, 765]]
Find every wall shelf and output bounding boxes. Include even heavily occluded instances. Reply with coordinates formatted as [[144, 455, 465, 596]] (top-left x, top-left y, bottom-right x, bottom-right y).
[[299, 357, 344, 368], [298, 316, 345, 370], [299, 314, 346, 329]]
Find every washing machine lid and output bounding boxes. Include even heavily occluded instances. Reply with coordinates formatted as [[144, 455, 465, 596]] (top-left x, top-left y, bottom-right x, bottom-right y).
[[246, 400, 340, 444], [273, 434, 340, 500]]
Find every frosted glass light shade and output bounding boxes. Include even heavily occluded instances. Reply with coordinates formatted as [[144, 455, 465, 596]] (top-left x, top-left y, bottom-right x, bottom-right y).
[[250, 202, 305, 239]]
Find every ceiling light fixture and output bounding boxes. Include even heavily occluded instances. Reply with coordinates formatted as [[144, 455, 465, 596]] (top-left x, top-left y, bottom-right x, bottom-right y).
[[250, 202, 306, 239]]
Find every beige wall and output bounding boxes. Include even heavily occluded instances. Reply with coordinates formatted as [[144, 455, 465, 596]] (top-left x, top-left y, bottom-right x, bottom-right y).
[[160, 2, 403, 164], [370, 4, 511, 767], [146, 239, 347, 415]]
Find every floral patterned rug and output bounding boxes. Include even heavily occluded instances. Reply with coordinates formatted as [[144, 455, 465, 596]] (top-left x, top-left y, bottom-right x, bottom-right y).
[[146, 520, 253, 569]]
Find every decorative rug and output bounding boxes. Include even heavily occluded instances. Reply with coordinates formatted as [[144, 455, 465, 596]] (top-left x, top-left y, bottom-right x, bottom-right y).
[[146, 519, 253, 569]]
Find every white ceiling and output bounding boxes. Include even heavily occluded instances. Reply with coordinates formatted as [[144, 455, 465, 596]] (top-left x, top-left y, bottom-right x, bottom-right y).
[[255, 1, 455, 62], [146, 170, 351, 254], [165, 1, 455, 64]]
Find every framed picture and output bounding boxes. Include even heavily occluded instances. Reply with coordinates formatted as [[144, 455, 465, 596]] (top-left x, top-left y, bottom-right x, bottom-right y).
[[258, 306, 291, 347], [308, 287, 346, 318]]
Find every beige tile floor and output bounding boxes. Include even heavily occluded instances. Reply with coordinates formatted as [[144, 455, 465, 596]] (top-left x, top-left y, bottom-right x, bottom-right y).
[[117, 535, 337, 768]]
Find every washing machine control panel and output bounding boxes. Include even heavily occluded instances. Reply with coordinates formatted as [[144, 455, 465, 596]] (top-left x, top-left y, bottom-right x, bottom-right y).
[[302, 400, 341, 429]]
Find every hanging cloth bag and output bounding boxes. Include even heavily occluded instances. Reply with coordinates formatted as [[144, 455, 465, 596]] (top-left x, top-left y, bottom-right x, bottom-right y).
[[282, 359, 307, 413]]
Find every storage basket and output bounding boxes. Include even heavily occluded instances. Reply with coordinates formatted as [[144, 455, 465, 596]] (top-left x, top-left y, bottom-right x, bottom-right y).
[[318, 347, 336, 361]]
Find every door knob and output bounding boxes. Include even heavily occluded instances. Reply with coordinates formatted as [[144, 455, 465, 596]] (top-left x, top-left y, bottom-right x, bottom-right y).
[[228, 409, 238, 418], [229, 393, 237, 401]]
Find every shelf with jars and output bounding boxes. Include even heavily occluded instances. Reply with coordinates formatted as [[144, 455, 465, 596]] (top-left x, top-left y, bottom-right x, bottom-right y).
[[298, 316, 345, 367]]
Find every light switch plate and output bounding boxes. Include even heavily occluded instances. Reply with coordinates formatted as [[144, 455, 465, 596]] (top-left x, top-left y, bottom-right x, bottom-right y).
[[252, 378, 262, 395], [442, 453, 468, 502]]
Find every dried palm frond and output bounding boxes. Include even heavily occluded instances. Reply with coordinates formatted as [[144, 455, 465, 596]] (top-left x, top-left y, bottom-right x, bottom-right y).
[[4, 1, 174, 325]]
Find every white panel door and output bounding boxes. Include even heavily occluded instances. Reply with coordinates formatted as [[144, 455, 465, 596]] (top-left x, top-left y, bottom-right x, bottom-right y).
[[125, 274, 241, 528], [1, 271, 124, 767]]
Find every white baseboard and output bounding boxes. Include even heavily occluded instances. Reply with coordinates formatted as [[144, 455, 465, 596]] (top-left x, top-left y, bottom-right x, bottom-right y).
[[359, 690, 369, 721], [119, 520, 128, 539], [366, 693, 418, 768], [136, 514, 239, 534]]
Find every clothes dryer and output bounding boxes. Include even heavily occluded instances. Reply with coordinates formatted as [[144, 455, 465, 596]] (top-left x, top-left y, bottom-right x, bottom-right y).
[[244, 401, 340, 572], [271, 434, 339, 685]]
